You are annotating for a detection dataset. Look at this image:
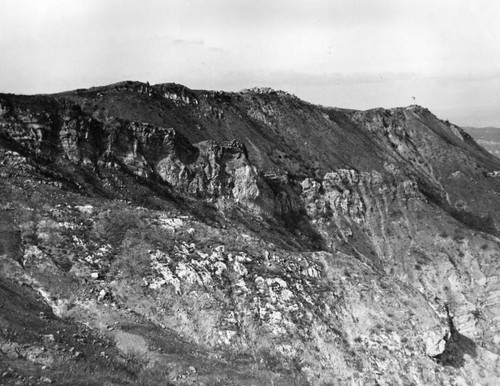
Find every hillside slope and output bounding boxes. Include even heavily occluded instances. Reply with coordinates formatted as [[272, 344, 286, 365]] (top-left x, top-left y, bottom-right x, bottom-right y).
[[1, 82, 500, 385]]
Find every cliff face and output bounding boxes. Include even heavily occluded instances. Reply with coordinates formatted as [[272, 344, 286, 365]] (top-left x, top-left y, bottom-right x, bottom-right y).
[[1, 82, 500, 385]]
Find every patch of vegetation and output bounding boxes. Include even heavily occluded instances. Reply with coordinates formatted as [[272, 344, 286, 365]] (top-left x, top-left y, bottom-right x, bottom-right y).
[[449, 209, 497, 236], [418, 180, 498, 236], [108, 238, 153, 279], [92, 206, 147, 247], [121, 349, 149, 376]]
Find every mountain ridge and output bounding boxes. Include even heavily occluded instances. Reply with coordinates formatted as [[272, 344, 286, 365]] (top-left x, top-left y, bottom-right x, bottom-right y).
[[1, 82, 500, 385]]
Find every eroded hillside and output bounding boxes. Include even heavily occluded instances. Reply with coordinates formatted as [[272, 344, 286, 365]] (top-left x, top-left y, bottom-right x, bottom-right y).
[[1, 82, 500, 385]]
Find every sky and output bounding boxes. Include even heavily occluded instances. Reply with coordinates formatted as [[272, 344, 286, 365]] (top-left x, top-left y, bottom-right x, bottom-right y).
[[1, 0, 499, 126]]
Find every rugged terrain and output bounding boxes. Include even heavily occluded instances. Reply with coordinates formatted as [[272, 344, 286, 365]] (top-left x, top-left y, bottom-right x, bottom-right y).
[[1, 81, 500, 385]]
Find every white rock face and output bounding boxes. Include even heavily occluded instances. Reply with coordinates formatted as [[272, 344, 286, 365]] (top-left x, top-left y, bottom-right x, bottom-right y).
[[232, 165, 261, 202], [423, 330, 448, 357], [75, 204, 94, 214]]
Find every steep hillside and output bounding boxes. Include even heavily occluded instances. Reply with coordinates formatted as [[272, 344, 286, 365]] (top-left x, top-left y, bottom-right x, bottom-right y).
[[1, 82, 500, 385]]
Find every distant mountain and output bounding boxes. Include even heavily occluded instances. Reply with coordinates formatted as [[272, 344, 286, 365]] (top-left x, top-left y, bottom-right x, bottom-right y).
[[2, 81, 500, 385], [463, 126, 500, 157]]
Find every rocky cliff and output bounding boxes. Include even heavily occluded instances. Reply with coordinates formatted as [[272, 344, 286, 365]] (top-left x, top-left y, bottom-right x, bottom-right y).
[[1, 82, 500, 385]]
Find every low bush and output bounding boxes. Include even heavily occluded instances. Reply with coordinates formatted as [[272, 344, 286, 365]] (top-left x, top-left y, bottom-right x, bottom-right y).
[[450, 209, 497, 236]]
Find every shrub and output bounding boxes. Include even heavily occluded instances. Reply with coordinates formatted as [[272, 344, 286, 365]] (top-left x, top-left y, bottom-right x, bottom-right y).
[[92, 206, 147, 247], [108, 238, 152, 279], [450, 209, 497, 236]]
